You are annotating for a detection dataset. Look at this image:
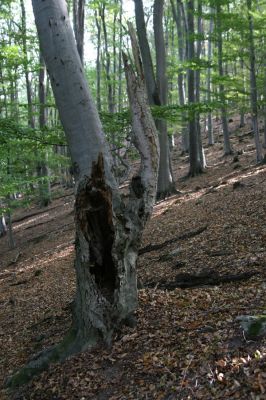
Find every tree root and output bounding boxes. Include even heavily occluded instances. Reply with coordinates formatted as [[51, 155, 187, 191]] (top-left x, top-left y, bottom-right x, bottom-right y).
[[5, 328, 81, 389]]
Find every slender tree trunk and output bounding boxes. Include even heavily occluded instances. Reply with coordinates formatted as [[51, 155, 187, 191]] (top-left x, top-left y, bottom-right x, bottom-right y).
[[154, 0, 175, 198], [8, 0, 159, 388], [247, 0, 263, 162], [38, 54, 51, 206], [216, 3, 232, 155], [187, 0, 202, 176], [207, 15, 214, 145], [73, 0, 85, 64], [171, 0, 189, 152], [20, 0, 35, 129], [134, 0, 175, 198], [0, 215, 7, 237], [95, 10, 102, 112]]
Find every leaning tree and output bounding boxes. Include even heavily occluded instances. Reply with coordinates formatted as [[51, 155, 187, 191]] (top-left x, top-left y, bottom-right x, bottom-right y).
[[8, 0, 159, 387]]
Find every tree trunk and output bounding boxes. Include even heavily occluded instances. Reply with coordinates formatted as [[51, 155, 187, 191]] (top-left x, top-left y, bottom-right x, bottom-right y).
[[8, 0, 159, 388], [171, 0, 189, 152], [38, 54, 51, 207], [73, 0, 85, 64], [0, 215, 7, 238], [207, 15, 214, 145], [187, 0, 202, 176], [216, 2, 232, 155], [154, 0, 175, 198], [247, 0, 263, 162], [134, 0, 175, 198]]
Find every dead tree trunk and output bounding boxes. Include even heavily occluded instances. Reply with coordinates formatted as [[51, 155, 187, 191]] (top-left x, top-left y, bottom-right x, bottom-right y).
[[8, 0, 159, 388]]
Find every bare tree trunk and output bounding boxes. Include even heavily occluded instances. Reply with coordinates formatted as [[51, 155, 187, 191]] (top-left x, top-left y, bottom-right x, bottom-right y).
[[0, 215, 7, 238], [207, 15, 214, 145], [187, 0, 202, 176], [95, 9, 102, 112], [216, 2, 232, 155], [38, 54, 51, 206], [8, 0, 159, 388], [73, 0, 85, 64], [134, 0, 175, 198], [247, 0, 263, 162], [171, 0, 189, 152], [154, 0, 175, 198]]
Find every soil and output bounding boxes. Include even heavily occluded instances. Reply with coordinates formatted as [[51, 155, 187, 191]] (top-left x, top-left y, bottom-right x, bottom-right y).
[[0, 119, 266, 399]]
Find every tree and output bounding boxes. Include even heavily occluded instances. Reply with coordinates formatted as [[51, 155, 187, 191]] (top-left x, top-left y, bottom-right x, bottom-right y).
[[134, 0, 176, 199], [8, 0, 159, 387], [187, 0, 203, 176], [246, 0, 263, 162]]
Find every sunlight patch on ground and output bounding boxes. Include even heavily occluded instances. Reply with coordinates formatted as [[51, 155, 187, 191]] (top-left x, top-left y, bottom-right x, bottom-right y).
[[14, 213, 50, 230], [14, 245, 74, 274]]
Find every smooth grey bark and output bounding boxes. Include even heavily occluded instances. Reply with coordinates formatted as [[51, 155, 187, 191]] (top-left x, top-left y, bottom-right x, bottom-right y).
[[100, 4, 115, 114], [154, 0, 175, 198], [0, 215, 7, 237], [95, 9, 102, 111], [216, 2, 232, 155], [247, 0, 263, 162], [195, 0, 206, 169], [187, 0, 202, 176], [171, 0, 189, 152], [134, 0, 175, 198], [73, 0, 85, 64], [133, 0, 159, 105], [207, 15, 214, 145], [8, 0, 159, 388], [20, 0, 35, 129], [37, 54, 51, 206]]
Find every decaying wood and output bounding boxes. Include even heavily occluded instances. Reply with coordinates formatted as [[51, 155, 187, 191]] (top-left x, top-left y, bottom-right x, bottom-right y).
[[149, 270, 259, 290], [139, 225, 207, 255]]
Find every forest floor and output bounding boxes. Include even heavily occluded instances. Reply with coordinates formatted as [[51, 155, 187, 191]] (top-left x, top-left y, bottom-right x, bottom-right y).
[[0, 119, 266, 400]]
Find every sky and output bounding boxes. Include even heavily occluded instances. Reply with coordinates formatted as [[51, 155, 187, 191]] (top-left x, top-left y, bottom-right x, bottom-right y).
[[24, 0, 137, 63]]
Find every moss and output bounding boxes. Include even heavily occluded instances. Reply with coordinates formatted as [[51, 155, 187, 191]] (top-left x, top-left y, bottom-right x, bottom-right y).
[[247, 316, 266, 338]]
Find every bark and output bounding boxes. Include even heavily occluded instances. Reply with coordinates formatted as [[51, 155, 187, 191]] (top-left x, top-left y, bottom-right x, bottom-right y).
[[20, 0, 35, 129], [95, 10, 101, 111], [187, 0, 202, 176], [207, 15, 214, 145], [0, 215, 7, 237], [247, 0, 263, 162], [100, 4, 115, 114], [171, 0, 188, 152], [154, 0, 175, 198], [216, 3, 232, 155], [38, 54, 51, 207], [134, 0, 175, 198], [8, 0, 159, 388], [73, 0, 85, 64]]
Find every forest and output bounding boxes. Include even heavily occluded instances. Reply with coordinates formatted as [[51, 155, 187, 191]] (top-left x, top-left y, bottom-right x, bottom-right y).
[[0, 0, 266, 399]]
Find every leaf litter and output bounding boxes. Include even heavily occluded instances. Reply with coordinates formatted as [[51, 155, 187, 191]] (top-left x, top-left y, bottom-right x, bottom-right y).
[[0, 124, 266, 400]]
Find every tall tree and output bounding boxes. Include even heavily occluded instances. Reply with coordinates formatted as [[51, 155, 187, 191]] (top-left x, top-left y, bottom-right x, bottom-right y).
[[187, 0, 203, 176], [246, 0, 263, 162], [216, 1, 232, 155], [9, 0, 159, 387], [73, 0, 85, 64], [134, 0, 176, 198]]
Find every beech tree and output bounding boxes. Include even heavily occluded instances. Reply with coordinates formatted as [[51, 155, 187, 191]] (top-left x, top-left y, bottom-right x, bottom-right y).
[[8, 0, 159, 387]]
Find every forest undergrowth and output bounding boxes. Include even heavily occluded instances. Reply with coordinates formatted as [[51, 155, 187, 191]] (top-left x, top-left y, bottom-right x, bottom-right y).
[[0, 120, 266, 400]]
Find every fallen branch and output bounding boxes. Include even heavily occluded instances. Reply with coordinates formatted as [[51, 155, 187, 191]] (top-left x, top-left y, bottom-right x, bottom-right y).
[[139, 225, 208, 255], [148, 270, 259, 290]]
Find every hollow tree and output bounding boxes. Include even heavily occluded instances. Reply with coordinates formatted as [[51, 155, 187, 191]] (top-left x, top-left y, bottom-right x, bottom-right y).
[[8, 0, 159, 387]]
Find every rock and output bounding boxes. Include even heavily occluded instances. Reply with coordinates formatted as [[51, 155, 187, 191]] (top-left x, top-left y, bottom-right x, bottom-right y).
[[236, 315, 266, 338], [159, 247, 181, 262], [233, 181, 245, 190]]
